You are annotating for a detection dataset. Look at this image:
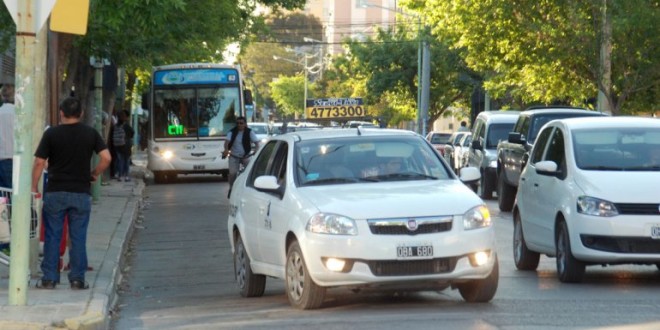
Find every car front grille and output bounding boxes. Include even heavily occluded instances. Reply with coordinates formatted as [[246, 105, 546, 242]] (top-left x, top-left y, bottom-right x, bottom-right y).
[[367, 216, 453, 236], [581, 235, 660, 254], [614, 203, 660, 215], [365, 257, 458, 276]]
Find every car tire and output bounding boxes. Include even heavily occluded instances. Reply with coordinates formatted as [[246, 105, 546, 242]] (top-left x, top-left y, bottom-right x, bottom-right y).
[[234, 235, 266, 297], [458, 256, 499, 303], [286, 241, 325, 309], [497, 173, 516, 212], [556, 221, 585, 283], [480, 172, 494, 199], [513, 212, 540, 270]]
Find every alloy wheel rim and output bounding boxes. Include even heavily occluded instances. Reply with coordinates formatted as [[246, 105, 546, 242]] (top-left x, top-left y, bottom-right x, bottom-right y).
[[514, 220, 522, 262], [236, 242, 246, 289], [557, 230, 566, 275], [287, 251, 304, 301]]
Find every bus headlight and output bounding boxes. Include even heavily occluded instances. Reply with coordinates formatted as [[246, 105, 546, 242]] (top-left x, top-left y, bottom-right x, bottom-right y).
[[161, 150, 174, 160]]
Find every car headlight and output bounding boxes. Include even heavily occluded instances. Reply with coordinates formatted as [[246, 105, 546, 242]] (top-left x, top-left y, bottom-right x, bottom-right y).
[[306, 213, 358, 235], [577, 196, 618, 217], [463, 205, 491, 230]]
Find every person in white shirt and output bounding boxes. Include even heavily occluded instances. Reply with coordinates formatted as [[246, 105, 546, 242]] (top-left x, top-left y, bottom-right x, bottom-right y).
[[457, 120, 470, 132], [0, 84, 15, 189]]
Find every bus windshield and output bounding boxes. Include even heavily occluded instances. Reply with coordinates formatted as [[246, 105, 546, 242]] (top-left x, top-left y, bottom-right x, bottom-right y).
[[152, 86, 241, 139]]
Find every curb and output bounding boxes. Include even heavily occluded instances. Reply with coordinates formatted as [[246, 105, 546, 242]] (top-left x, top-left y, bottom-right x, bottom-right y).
[[62, 180, 145, 330]]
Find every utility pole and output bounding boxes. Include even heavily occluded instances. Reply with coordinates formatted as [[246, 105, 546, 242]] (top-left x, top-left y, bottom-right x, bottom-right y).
[[90, 58, 104, 201], [9, 0, 37, 306], [421, 40, 430, 137]]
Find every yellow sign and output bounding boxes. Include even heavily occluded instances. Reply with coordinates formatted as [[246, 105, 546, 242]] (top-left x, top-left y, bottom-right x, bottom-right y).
[[50, 0, 90, 35], [305, 98, 368, 119]]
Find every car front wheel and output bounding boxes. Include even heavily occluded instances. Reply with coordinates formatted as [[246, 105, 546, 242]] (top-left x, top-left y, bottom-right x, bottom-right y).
[[497, 172, 516, 212], [286, 241, 325, 309], [457, 256, 499, 303], [556, 221, 585, 283], [234, 235, 266, 297], [513, 213, 540, 270]]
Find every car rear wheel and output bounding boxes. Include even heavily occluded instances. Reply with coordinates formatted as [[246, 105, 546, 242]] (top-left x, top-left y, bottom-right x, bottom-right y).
[[513, 213, 540, 270], [286, 241, 325, 309], [497, 172, 516, 212], [234, 235, 266, 297], [458, 256, 499, 303], [556, 221, 585, 283]]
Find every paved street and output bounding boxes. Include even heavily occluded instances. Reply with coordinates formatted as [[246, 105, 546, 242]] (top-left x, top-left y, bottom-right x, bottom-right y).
[[112, 178, 660, 330]]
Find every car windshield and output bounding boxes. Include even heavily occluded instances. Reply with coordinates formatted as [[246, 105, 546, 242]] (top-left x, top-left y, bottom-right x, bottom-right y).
[[295, 136, 452, 186], [430, 133, 451, 144], [573, 127, 660, 171], [487, 123, 515, 149]]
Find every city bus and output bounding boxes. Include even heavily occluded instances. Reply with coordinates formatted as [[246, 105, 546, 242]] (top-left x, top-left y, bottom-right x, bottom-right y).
[[143, 63, 252, 183]]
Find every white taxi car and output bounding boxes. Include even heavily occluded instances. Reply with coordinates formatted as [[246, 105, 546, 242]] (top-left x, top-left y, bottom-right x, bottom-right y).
[[513, 117, 660, 283], [228, 128, 498, 309]]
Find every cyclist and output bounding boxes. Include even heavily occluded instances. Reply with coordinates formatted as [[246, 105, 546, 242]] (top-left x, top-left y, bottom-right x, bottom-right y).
[[223, 117, 259, 197]]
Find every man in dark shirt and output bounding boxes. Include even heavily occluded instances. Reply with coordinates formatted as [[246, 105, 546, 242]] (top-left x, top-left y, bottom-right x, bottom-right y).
[[31, 97, 111, 290]]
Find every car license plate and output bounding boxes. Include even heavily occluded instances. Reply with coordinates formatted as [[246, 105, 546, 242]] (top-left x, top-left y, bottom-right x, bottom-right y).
[[651, 225, 660, 239], [397, 245, 433, 258], [193, 165, 205, 170]]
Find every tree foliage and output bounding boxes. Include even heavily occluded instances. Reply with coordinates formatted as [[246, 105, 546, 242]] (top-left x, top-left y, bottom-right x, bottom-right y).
[[414, 0, 659, 114], [269, 75, 312, 116]]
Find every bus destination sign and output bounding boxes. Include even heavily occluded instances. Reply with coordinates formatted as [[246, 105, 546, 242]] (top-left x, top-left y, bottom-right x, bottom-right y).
[[305, 98, 367, 119]]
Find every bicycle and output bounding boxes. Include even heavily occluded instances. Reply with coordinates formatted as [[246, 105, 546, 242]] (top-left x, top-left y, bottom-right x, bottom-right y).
[[224, 150, 256, 198]]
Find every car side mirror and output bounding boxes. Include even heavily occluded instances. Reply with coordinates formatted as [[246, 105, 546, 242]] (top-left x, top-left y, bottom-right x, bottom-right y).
[[244, 90, 253, 106], [535, 160, 559, 177], [254, 175, 284, 198], [508, 132, 524, 144]]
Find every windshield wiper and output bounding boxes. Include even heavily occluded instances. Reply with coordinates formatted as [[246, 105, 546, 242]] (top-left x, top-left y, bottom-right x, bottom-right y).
[[621, 165, 660, 171], [303, 177, 359, 185], [580, 166, 625, 171], [373, 172, 439, 181]]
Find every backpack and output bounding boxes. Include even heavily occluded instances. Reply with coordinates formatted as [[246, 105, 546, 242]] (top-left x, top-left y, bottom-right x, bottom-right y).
[[112, 123, 126, 147]]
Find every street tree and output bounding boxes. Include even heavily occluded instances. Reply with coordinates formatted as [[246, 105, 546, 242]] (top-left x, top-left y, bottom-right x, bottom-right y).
[[238, 12, 324, 120], [413, 0, 659, 115], [345, 24, 473, 130], [269, 75, 315, 118]]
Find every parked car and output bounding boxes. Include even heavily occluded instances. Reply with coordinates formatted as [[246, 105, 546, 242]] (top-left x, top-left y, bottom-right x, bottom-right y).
[[513, 117, 660, 283], [443, 131, 470, 166], [467, 110, 520, 199], [249, 122, 271, 143], [496, 107, 607, 212], [228, 128, 498, 309], [452, 133, 473, 173], [425, 131, 453, 156]]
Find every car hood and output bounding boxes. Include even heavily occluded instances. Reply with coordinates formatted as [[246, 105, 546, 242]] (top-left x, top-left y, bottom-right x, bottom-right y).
[[574, 171, 660, 203], [299, 180, 483, 219]]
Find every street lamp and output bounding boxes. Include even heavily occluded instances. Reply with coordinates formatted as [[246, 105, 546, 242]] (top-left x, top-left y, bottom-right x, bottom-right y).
[[359, 0, 429, 135]]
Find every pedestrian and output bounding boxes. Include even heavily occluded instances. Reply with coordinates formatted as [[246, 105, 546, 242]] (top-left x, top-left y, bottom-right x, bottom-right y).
[[0, 84, 15, 189], [223, 116, 259, 197], [457, 120, 470, 132], [31, 97, 111, 290], [110, 110, 134, 182], [0, 84, 15, 253]]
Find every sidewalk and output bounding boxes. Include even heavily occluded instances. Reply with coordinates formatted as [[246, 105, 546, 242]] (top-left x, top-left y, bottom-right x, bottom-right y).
[[0, 157, 147, 330]]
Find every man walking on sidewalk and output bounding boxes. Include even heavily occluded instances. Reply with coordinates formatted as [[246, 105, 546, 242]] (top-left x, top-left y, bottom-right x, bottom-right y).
[[31, 97, 111, 290]]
